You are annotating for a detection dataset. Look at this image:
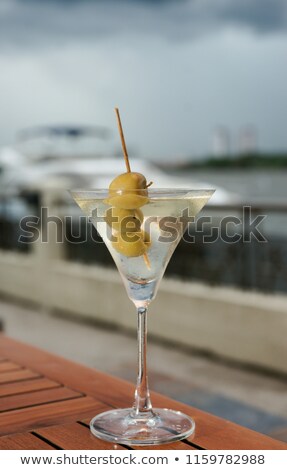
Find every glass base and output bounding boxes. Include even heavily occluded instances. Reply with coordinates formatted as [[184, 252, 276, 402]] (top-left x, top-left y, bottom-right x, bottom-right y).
[[90, 408, 195, 446]]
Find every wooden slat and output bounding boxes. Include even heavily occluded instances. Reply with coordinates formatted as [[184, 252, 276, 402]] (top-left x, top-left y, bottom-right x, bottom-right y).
[[78, 377, 287, 450], [0, 361, 22, 373], [0, 396, 106, 437], [150, 394, 287, 450], [35, 422, 126, 450], [0, 377, 61, 398], [1, 335, 287, 450], [0, 432, 53, 450], [139, 441, 197, 450], [0, 387, 82, 413], [0, 369, 40, 385], [0, 334, 132, 399], [91, 380, 287, 450]]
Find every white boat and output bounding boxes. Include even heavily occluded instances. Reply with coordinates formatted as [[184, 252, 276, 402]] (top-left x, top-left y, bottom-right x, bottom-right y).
[[0, 126, 236, 219]]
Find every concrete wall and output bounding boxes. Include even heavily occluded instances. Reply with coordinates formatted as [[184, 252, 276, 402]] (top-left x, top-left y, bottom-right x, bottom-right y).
[[0, 249, 286, 374]]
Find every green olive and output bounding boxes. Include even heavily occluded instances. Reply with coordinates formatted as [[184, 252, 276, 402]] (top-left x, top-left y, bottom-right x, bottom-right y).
[[109, 172, 147, 196], [106, 172, 149, 208], [107, 171, 151, 256], [112, 231, 147, 257], [105, 207, 143, 233], [106, 193, 148, 209]]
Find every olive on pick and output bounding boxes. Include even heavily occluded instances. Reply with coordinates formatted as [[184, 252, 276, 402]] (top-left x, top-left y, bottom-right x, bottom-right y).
[[107, 108, 152, 266], [106, 172, 149, 209], [105, 207, 143, 233], [109, 172, 147, 196], [112, 231, 147, 258], [107, 193, 148, 210]]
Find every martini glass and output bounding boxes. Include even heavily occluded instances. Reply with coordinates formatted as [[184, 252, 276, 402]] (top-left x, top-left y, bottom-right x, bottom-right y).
[[71, 188, 214, 445]]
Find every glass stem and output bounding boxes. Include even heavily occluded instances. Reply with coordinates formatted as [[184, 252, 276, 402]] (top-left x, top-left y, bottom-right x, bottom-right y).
[[133, 306, 153, 416]]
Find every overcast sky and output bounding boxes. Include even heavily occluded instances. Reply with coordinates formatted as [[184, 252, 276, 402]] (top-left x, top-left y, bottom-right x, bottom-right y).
[[0, 0, 287, 161]]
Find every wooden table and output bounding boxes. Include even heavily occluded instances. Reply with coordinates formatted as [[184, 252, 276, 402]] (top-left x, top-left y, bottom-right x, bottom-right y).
[[0, 334, 286, 450]]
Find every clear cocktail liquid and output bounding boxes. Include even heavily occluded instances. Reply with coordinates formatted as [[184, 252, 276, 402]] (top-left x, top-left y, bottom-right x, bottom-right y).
[[74, 190, 211, 306]]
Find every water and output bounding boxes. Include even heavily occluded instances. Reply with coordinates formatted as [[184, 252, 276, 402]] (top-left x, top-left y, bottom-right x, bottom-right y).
[[175, 168, 287, 203], [171, 168, 287, 238]]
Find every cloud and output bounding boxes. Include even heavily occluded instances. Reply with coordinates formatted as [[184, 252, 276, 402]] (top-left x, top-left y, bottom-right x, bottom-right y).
[[0, 0, 286, 51], [217, 0, 287, 33]]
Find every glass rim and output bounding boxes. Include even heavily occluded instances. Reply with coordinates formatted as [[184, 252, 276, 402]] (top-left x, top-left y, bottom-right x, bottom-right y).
[[70, 188, 216, 198]]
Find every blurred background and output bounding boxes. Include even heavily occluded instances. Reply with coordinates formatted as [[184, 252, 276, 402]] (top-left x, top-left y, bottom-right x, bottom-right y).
[[0, 0, 287, 442]]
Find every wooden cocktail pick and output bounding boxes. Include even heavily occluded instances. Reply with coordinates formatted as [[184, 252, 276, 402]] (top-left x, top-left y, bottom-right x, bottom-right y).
[[114, 107, 151, 270]]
